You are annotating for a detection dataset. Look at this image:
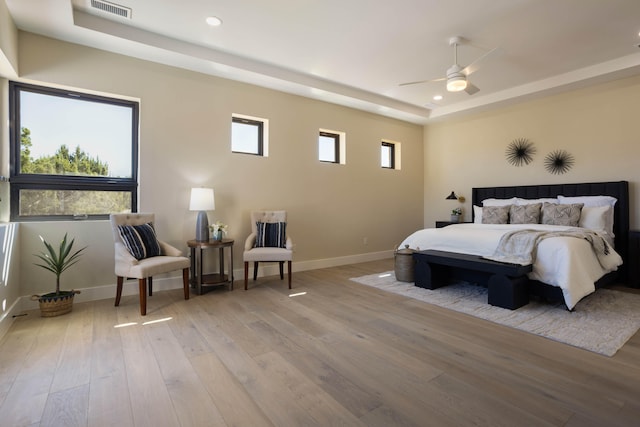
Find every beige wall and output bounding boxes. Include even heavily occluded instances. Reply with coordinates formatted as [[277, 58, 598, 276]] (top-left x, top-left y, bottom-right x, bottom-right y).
[[0, 0, 18, 77], [12, 32, 424, 298], [423, 75, 640, 229]]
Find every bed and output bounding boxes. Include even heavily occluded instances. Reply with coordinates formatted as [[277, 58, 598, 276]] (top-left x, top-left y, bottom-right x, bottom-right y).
[[399, 181, 629, 310]]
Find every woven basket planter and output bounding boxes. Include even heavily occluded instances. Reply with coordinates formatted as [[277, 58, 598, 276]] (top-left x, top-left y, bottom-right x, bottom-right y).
[[31, 290, 80, 317]]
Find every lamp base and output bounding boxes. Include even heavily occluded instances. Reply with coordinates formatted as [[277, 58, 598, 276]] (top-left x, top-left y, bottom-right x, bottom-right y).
[[195, 211, 209, 241]]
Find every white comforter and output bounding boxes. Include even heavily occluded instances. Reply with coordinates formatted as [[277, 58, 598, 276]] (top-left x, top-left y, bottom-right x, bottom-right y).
[[398, 223, 623, 309]]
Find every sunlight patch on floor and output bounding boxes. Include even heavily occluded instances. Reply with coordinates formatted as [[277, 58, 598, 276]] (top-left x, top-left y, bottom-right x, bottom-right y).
[[114, 316, 173, 328]]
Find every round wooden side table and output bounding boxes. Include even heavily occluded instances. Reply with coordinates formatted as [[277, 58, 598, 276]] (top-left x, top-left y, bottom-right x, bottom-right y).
[[187, 238, 234, 295]]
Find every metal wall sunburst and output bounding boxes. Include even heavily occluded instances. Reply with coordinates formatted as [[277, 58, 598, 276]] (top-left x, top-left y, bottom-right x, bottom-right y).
[[505, 138, 536, 166], [544, 149, 575, 175]]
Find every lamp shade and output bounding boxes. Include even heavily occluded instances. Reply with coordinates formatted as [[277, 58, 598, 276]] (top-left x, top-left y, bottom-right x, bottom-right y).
[[189, 188, 215, 211]]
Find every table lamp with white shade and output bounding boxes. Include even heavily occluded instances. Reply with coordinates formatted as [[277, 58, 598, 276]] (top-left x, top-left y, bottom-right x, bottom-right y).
[[190, 187, 215, 241]]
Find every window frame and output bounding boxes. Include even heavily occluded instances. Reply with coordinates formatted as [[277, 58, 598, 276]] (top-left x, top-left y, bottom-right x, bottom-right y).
[[231, 115, 265, 156], [318, 131, 341, 163], [8, 81, 139, 221], [381, 141, 396, 169]]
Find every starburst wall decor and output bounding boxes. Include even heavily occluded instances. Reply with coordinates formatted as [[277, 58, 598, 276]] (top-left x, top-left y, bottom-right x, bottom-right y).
[[505, 138, 536, 166], [544, 149, 575, 175]]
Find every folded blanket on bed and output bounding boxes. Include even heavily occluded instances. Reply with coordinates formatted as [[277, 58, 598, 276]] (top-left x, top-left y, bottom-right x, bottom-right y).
[[484, 229, 611, 266]]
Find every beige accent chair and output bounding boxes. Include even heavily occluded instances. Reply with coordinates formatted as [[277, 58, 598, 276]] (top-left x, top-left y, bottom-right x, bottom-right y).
[[243, 210, 293, 290], [110, 213, 190, 315]]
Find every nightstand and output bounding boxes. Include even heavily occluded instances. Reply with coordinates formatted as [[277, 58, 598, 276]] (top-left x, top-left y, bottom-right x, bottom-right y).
[[436, 221, 463, 228]]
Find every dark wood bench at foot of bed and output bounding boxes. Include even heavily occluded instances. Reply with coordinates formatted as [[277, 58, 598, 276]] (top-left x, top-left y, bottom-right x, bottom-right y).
[[413, 250, 533, 310]]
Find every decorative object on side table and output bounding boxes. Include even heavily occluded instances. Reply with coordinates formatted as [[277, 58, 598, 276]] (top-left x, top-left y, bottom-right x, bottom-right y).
[[210, 221, 228, 241], [451, 207, 463, 223], [31, 233, 86, 317], [189, 187, 215, 241]]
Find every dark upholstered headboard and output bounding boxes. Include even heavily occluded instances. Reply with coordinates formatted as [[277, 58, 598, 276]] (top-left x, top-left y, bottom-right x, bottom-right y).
[[471, 181, 630, 274]]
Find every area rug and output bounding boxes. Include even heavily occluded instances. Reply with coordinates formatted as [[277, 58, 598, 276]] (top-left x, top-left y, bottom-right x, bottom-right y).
[[350, 272, 640, 356]]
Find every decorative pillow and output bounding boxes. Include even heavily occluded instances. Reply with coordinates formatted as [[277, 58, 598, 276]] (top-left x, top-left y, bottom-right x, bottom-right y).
[[255, 221, 287, 248], [481, 205, 510, 224], [118, 222, 161, 260], [541, 202, 584, 226], [558, 195, 617, 237], [509, 203, 542, 224], [482, 197, 517, 207]]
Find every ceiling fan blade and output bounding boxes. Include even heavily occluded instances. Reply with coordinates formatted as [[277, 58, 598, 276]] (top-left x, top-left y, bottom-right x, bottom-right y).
[[461, 47, 503, 76], [399, 76, 446, 86], [464, 82, 480, 95]]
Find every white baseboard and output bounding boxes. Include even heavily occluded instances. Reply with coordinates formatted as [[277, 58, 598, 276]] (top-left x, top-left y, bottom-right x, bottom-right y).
[[0, 297, 25, 339], [232, 249, 393, 280], [3, 250, 393, 338]]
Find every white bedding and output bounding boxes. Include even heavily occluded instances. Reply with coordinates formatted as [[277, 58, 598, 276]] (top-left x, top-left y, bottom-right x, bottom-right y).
[[398, 223, 623, 309]]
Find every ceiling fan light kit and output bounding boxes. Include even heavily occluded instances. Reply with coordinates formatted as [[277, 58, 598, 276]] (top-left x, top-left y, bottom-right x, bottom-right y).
[[400, 35, 500, 97], [446, 74, 467, 92]]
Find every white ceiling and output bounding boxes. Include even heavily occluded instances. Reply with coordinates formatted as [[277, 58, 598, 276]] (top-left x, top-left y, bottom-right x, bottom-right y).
[[5, 0, 640, 124]]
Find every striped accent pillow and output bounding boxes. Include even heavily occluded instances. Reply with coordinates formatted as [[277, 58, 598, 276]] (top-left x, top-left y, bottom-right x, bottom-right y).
[[255, 221, 286, 248], [118, 222, 161, 260]]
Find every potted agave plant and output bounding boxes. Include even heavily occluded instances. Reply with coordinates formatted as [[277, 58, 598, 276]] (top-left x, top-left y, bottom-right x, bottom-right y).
[[31, 233, 86, 317]]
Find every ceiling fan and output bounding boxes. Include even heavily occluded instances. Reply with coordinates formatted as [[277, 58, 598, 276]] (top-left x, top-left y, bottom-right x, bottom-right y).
[[400, 36, 501, 95]]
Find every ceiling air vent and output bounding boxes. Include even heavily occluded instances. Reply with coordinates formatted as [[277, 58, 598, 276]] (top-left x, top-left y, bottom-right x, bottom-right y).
[[90, 0, 132, 19]]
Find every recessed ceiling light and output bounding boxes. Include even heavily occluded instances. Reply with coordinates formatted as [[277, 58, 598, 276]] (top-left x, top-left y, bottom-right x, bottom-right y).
[[206, 16, 222, 26], [433, 95, 443, 101]]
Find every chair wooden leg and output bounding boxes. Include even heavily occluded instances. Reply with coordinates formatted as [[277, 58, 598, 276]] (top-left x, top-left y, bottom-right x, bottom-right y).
[[138, 278, 147, 316], [279, 262, 284, 280], [253, 262, 259, 280], [148, 276, 153, 296], [244, 262, 249, 290], [182, 268, 190, 300], [115, 276, 124, 306], [288, 261, 292, 289]]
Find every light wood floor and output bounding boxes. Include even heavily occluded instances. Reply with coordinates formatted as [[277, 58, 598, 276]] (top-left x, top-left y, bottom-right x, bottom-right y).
[[1, 259, 639, 426]]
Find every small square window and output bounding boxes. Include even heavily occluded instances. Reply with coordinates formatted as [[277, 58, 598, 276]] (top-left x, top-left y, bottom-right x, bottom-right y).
[[381, 142, 395, 169], [319, 131, 340, 163], [232, 115, 268, 156]]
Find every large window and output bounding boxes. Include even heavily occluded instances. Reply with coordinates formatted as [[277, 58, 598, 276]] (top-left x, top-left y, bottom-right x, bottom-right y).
[[9, 82, 139, 221], [232, 114, 268, 156]]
